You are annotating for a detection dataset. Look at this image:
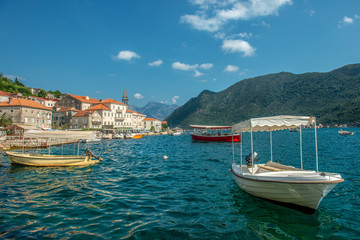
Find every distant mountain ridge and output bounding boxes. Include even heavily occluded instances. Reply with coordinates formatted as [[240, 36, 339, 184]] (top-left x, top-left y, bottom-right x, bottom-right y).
[[165, 63, 360, 128], [130, 101, 179, 120]]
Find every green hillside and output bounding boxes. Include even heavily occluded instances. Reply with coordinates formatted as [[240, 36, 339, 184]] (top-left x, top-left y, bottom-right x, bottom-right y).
[[166, 64, 360, 128]]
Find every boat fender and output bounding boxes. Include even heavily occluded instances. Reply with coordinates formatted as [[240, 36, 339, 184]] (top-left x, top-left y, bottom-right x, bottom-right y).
[[85, 149, 101, 160]]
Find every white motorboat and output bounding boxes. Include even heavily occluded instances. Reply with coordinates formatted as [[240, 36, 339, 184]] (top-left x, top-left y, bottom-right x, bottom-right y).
[[339, 129, 354, 136], [230, 115, 344, 213]]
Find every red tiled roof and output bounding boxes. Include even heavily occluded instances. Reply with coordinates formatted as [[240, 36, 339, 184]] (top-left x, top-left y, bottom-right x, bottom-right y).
[[161, 121, 167, 124], [69, 94, 99, 104], [87, 104, 111, 111], [126, 109, 145, 116], [72, 110, 89, 117], [56, 107, 76, 112], [144, 118, 159, 121], [100, 98, 125, 105], [0, 98, 52, 111], [0, 90, 11, 97]]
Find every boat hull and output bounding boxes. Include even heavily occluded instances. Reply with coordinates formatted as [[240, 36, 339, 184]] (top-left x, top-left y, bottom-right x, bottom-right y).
[[191, 133, 240, 142], [6, 151, 99, 167], [230, 164, 342, 212]]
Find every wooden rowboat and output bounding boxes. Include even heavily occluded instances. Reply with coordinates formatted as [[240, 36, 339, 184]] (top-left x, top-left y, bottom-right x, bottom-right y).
[[6, 150, 101, 167]]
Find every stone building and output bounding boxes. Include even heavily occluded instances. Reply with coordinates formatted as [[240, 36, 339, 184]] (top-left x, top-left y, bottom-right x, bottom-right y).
[[69, 110, 102, 130], [56, 94, 99, 111], [0, 98, 52, 129], [0, 90, 11, 102]]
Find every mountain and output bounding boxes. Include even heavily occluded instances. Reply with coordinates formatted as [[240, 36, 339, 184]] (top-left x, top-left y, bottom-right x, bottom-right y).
[[165, 64, 360, 128], [130, 101, 179, 121]]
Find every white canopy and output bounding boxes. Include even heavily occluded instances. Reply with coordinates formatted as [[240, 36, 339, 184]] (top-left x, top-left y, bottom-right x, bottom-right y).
[[24, 130, 97, 140], [232, 115, 315, 133]]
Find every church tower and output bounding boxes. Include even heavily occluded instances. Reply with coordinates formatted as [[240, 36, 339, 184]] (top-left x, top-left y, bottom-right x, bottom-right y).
[[122, 88, 129, 105]]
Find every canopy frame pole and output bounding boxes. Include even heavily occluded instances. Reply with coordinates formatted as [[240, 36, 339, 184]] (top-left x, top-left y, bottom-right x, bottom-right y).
[[270, 131, 273, 162], [250, 123, 254, 174], [300, 126, 303, 169], [240, 133, 243, 169], [314, 119, 319, 172], [232, 133, 235, 164], [77, 141, 80, 156]]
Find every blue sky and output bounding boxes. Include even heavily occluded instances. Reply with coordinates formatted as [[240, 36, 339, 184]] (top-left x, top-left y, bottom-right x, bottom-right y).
[[0, 0, 359, 107]]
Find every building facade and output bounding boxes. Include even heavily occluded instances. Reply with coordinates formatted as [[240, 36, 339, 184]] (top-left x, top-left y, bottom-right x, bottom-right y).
[[143, 118, 162, 132], [0, 98, 52, 129]]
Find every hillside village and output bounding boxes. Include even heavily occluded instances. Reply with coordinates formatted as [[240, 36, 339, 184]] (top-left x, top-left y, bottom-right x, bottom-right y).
[[0, 87, 167, 134]]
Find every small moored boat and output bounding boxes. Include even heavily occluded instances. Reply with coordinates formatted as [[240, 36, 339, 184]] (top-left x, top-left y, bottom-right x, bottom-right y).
[[190, 125, 240, 142], [339, 129, 354, 135], [6, 149, 102, 167], [230, 115, 344, 213]]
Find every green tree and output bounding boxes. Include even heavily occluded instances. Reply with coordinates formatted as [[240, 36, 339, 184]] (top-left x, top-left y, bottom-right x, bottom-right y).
[[14, 77, 25, 87], [150, 126, 155, 132], [0, 112, 13, 127], [37, 89, 47, 98], [161, 123, 168, 131]]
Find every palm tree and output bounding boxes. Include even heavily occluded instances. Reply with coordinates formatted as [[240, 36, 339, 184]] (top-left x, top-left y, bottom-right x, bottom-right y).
[[0, 112, 13, 127]]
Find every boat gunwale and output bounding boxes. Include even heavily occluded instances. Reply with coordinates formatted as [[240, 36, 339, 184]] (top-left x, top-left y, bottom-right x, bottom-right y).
[[230, 165, 344, 184]]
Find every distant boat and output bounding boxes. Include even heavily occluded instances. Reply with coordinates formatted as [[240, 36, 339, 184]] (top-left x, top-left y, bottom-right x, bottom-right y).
[[190, 125, 241, 142], [171, 128, 182, 136], [230, 115, 344, 214], [6, 149, 102, 167], [339, 129, 354, 136], [125, 133, 143, 139], [80, 138, 101, 143], [112, 133, 124, 139]]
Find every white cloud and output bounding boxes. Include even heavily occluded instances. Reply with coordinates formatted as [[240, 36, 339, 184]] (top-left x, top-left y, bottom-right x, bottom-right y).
[[222, 39, 255, 56], [109, 73, 116, 77], [148, 59, 163, 66], [134, 93, 144, 99], [180, 14, 223, 32], [194, 70, 204, 77], [114, 50, 140, 61], [224, 65, 239, 72], [338, 15, 360, 28], [200, 63, 214, 69], [172, 62, 198, 71], [172, 96, 179, 104], [5, 75, 26, 81], [181, 0, 292, 32]]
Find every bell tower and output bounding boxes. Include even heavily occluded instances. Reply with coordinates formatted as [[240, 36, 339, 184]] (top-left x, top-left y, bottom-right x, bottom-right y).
[[122, 88, 129, 105]]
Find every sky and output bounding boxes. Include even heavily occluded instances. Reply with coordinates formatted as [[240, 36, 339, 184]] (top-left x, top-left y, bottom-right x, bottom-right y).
[[0, 0, 359, 107]]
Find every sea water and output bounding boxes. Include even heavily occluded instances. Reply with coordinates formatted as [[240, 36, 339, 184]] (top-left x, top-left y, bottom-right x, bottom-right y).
[[0, 128, 359, 239]]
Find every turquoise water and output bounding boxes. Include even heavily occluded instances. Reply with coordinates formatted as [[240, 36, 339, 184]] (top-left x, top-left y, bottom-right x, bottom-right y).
[[0, 128, 359, 239]]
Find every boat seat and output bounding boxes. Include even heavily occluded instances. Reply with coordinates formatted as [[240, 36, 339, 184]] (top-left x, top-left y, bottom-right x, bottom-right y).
[[265, 161, 303, 171], [258, 165, 284, 171]]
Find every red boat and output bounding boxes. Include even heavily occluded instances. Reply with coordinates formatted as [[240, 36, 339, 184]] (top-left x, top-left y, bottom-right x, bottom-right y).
[[190, 125, 241, 142]]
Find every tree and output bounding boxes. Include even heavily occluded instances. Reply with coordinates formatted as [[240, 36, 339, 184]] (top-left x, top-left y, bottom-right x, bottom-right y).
[[161, 123, 168, 131], [150, 126, 155, 132], [37, 89, 47, 98], [0, 112, 13, 127]]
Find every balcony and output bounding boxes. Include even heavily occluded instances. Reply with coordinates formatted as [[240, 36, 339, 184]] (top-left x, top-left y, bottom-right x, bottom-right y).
[[115, 117, 125, 122], [116, 110, 123, 113]]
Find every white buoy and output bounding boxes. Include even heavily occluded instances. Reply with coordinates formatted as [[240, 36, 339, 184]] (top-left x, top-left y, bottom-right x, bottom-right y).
[[163, 155, 168, 159]]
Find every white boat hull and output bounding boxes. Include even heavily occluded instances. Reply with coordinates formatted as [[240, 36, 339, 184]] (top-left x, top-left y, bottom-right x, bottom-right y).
[[6, 151, 100, 167], [231, 163, 343, 212]]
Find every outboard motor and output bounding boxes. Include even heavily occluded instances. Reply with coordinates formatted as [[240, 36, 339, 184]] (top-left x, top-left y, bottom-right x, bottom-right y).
[[85, 149, 102, 160], [245, 152, 259, 167]]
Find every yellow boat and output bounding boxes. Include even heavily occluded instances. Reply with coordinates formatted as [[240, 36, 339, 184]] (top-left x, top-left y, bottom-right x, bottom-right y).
[[6, 149, 102, 167]]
